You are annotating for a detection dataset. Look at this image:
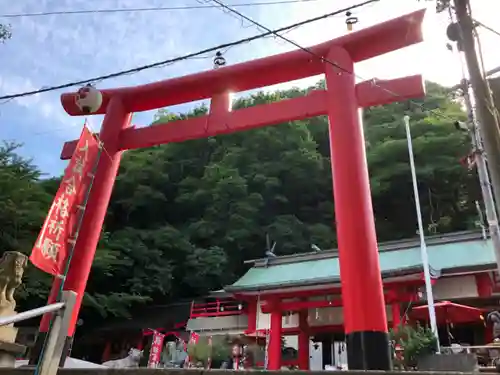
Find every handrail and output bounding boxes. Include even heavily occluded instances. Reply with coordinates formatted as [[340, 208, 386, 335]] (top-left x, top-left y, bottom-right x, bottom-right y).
[[191, 306, 240, 310], [441, 345, 500, 350], [1, 292, 77, 375], [192, 301, 240, 307], [191, 299, 242, 307], [190, 299, 245, 318], [0, 302, 65, 327]]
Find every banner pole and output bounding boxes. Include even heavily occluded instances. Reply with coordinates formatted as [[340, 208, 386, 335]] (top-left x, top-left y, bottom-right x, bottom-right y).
[[34, 130, 103, 373], [57, 136, 103, 298]]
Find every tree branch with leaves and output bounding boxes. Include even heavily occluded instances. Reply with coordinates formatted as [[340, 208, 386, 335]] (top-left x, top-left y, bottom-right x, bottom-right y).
[[0, 24, 12, 43]]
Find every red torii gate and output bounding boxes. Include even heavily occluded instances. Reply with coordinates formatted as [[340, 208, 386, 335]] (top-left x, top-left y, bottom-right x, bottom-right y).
[[36, 9, 425, 370]]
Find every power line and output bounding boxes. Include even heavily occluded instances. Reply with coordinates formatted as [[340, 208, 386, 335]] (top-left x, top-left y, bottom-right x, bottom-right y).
[[207, 0, 468, 125], [0, 0, 326, 18], [447, 4, 500, 39], [474, 18, 500, 39], [0, 0, 378, 102]]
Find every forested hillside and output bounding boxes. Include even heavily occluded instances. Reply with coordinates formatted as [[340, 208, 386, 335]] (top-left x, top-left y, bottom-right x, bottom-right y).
[[1, 80, 478, 326]]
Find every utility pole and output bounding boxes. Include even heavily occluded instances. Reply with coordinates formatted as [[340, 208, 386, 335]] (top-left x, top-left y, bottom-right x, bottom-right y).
[[453, 0, 500, 218], [461, 79, 500, 274]]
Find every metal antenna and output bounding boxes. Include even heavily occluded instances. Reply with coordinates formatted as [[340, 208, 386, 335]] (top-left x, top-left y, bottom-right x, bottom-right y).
[[265, 233, 276, 258]]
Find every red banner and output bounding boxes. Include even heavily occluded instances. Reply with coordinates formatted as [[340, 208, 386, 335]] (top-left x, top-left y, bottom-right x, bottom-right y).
[[184, 332, 200, 367], [148, 331, 165, 368], [207, 336, 213, 369], [30, 126, 100, 276]]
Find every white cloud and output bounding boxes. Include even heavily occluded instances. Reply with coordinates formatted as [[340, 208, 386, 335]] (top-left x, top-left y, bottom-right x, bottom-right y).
[[0, 0, 229, 140], [0, 75, 71, 130]]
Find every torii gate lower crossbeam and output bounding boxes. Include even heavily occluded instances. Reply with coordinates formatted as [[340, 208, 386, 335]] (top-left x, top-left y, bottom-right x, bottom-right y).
[[31, 9, 426, 370]]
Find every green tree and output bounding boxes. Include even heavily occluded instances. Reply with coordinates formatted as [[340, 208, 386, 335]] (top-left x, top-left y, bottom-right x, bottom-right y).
[[364, 86, 474, 239], [0, 24, 12, 43], [0, 143, 53, 310]]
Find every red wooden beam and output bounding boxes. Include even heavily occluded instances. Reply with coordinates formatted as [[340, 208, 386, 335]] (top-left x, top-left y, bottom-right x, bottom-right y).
[[247, 324, 350, 337], [190, 311, 244, 318], [250, 325, 347, 337], [232, 288, 336, 301], [261, 299, 343, 313], [273, 325, 345, 336], [260, 292, 416, 313], [233, 279, 425, 301], [60, 125, 136, 160], [59, 9, 425, 116], [60, 75, 424, 159]]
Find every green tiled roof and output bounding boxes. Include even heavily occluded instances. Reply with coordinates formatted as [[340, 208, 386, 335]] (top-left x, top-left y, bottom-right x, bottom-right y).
[[226, 231, 496, 292]]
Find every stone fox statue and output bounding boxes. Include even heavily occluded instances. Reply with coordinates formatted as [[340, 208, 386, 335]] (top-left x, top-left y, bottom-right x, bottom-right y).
[[487, 311, 500, 341], [0, 252, 28, 313], [102, 348, 143, 368]]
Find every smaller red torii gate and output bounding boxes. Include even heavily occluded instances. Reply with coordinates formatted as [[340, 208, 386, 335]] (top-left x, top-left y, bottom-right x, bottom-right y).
[[35, 9, 426, 370]]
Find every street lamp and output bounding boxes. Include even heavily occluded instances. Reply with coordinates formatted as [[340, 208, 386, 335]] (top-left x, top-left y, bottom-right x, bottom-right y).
[[403, 115, 440, 353]]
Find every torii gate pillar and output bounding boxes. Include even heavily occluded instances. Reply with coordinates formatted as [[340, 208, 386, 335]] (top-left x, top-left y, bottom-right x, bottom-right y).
[[30, 9, 426, 369], [326, 46, 389, 369]]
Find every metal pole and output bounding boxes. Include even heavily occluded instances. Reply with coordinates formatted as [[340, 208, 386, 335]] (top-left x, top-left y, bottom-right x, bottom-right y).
[[0, 303, 65, 327], [454, 0, 500, 218], [403, 115, 440, 353], [448, 65, 500, 93], [461, 81, 500, 273], [38, 291, 77, 375]]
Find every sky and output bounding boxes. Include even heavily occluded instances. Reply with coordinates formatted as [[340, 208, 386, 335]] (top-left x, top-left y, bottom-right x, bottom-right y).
[[0, 0, 499, 176]]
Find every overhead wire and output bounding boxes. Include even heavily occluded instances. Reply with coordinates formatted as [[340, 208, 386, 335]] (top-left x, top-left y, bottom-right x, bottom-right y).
[[474, 18, 500, 39], [0, 0, 379, 102], [0, 0, 379, 165], [0, 0, 329, 18], [445, 3, 500, 40], [194, 0, 348, 47], [205, 0, 472, 124]]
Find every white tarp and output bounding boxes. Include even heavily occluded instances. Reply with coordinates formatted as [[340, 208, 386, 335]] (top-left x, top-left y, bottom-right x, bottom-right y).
[[15, 357, 105, 369]]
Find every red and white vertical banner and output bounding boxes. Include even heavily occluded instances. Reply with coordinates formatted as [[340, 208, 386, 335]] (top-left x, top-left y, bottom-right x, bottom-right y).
[[184, 332, 200, 367], [30, 126, 100, 276], [148, 331, 165, 368], [264, 329, 270, 370], [207, 336, 213, 369]]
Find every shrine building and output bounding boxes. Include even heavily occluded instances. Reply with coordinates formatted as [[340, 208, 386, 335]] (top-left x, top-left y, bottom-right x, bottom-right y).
[[185, 230, 500, 370]]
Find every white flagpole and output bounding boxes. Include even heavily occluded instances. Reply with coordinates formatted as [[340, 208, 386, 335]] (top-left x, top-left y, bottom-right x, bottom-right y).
[[403, 115, 440, 353]]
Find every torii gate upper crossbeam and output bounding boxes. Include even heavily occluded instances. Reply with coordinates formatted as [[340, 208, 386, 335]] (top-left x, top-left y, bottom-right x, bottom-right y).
[[60, 75, 424, 159], [59, 9, 425, 115]]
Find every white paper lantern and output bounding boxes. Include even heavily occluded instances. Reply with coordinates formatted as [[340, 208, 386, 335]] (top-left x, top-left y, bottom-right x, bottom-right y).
[[75, 84, 103, 114]]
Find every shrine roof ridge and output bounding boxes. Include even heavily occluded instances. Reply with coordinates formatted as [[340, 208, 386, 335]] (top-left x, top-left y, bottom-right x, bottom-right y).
[[244, 230, 485, 267], [227, 230, 495, 292]]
